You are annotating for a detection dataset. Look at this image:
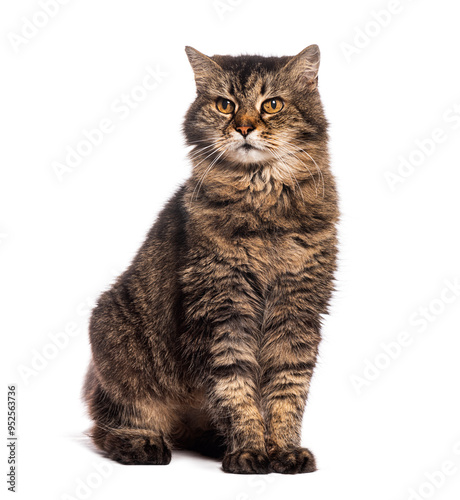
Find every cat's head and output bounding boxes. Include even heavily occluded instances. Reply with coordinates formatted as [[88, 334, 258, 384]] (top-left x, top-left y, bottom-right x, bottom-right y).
[[183, 46, 328, 169]]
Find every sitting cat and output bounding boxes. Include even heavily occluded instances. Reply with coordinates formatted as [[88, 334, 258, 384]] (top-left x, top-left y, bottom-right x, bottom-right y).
[[83, 45, 338, 474]]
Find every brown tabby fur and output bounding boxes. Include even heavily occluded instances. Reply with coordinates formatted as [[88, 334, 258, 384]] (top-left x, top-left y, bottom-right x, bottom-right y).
[[83, 45, 339, 474]]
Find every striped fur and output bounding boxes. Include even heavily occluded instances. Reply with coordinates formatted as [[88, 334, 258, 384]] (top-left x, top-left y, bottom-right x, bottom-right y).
[[83, 46, 338, 474]]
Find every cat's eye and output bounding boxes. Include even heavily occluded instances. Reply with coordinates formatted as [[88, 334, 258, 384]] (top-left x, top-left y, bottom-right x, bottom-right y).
[[216, 98, 235, 114], [262, 98, 284, 114]]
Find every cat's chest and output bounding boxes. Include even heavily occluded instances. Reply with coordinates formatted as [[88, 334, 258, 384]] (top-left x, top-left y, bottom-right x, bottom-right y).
[[216, 230, 312, 282], [252, 234, 306, 265], [189, 193, 318, 283]]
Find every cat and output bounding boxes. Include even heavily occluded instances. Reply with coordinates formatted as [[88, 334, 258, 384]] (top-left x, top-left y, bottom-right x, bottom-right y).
[[83, 45, 339, 474]]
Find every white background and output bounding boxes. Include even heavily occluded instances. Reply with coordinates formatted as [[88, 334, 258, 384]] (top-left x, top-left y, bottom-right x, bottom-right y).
[[2, 0, 460, 499]]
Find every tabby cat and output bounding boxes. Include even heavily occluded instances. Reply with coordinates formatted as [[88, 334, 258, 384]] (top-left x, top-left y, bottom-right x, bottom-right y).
[[83, 45, 339, 474]]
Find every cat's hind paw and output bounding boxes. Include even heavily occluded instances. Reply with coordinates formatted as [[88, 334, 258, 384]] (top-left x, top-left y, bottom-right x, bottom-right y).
[[103, 432, 171, 466]]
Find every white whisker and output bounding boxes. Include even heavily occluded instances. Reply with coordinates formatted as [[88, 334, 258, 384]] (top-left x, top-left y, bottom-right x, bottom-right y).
[[282, 140, 325, 198], [274, 142, 318, 197], [269, 138, 324, 198], [189, 148, 228, 208], [268, 147, 306, 205], [188, 143, 218, 160]]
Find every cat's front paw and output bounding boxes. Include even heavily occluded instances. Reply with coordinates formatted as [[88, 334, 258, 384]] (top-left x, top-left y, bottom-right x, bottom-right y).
[[222, 449, 270, 474], [269, 447, 316, 474]]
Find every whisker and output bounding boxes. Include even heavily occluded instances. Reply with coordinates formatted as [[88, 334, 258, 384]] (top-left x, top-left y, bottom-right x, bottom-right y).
[[274, 142, 318, 197], [268, 147, 306, 205], [188, 143, 218, 160], [269, 139, 324, 198], [189, 148, 228, 208], [189, 148, 220, 204], [191, 144, 223, 170], [281, 140, 325, 198]]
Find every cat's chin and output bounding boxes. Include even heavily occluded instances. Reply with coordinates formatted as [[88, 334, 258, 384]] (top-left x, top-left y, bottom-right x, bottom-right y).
[[229, 145, 273, 165]]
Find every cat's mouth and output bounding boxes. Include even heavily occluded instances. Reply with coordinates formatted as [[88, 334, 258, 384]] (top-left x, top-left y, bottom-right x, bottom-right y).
[[230, 141, 273, 164], [238, 141, 268, 152]]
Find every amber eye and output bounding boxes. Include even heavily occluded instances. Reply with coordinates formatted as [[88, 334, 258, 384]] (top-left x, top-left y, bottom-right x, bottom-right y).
[[216, 98, 235, 114], [262, 98, 284, 114]]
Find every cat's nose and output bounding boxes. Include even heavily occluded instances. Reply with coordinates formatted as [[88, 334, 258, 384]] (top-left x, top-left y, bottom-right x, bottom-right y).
[[235, 125, 255, 137]]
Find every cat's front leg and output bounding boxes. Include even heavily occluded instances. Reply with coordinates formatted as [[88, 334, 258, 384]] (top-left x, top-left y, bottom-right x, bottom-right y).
[[208, 324, 269, 474], [184, 261, 269, 474], [206, 318, 269, 474], [260, 279, 321, 474], [208, 331, 269, 474]]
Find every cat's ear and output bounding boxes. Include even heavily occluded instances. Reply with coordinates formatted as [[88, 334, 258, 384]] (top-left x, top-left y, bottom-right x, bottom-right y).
[[185, 46, 223, 92], [283, 45, 321, 88]]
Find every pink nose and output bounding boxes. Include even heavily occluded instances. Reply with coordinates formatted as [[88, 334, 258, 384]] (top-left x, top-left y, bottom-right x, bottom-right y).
[[236, 126, 254, 137]]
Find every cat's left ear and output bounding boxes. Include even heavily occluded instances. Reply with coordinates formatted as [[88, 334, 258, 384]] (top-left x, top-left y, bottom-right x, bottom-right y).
[[185, 46, 223, 93], [283, 45, 321, 88]]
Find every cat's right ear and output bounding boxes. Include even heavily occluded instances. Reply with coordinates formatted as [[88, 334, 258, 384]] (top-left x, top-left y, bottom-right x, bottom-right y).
[[185, 46, 223, 93]]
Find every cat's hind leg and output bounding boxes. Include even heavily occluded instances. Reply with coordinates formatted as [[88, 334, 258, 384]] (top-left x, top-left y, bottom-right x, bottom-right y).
[[84, 366, 177, 465], [91, 426, 171, 465]]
